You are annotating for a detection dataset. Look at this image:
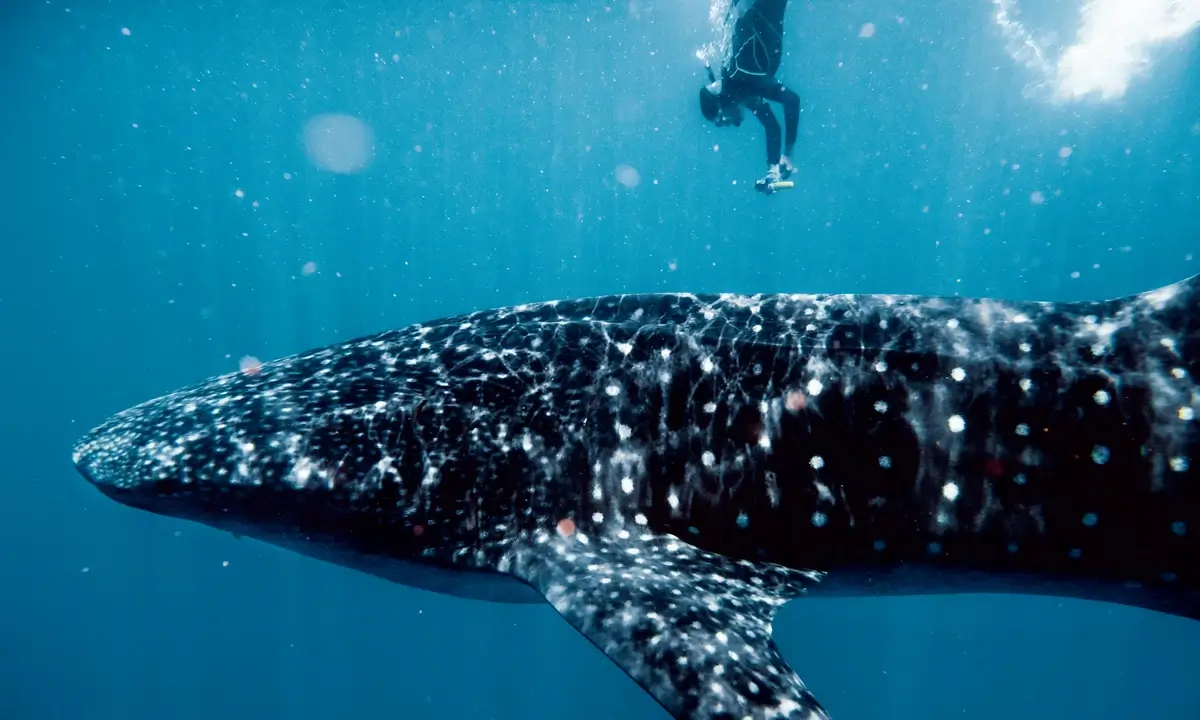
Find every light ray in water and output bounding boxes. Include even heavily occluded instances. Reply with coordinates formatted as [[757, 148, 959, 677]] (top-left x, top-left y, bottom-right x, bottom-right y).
[[994, 0, 1200, 102]]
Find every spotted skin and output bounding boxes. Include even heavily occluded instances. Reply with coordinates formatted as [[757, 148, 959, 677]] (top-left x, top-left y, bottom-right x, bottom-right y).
[[73, 276, 1200, 719]]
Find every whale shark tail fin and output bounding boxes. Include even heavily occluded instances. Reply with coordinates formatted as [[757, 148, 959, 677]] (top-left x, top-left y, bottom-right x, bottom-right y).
[[506, 530, 830, 720]]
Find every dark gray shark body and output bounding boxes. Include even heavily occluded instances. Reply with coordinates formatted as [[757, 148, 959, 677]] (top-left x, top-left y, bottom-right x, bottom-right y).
[[73, 276, 1200, 719]]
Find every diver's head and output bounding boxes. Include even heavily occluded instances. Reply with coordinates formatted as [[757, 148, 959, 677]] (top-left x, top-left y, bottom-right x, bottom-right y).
[[699, 83, 743, 127]]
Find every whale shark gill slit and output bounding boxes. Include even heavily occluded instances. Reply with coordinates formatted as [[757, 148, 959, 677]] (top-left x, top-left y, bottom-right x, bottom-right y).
[[72, 274, 1200, 718]]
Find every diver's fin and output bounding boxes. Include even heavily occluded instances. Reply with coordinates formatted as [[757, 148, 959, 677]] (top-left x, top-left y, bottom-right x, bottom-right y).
[[755, 179, 794, 195], [507, 529, 831, 720]]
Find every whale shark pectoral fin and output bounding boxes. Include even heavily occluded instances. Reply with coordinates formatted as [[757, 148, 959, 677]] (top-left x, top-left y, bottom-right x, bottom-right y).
[[508, 531, 831, 720]]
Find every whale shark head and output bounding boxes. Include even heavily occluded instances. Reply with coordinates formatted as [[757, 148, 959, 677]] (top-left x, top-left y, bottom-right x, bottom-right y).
[[70, 360, 548, 605], [73, 332, 420, 545], [73, 400, 321, 574], [73, 398, 217, 517], [70, 350, 418, 541]]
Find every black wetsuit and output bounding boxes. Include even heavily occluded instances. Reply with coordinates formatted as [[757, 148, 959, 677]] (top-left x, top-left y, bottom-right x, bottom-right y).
[[723, 0, 800, 166]]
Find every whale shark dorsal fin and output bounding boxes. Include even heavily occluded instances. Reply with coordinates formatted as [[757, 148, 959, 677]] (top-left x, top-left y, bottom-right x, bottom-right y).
[[507, 530, 830, 720]]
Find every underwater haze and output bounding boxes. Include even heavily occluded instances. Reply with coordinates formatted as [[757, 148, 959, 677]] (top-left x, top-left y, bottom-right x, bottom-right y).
[[1, 0, 1199, 718]]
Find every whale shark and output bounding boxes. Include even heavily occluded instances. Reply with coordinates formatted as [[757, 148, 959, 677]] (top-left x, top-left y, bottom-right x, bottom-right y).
[[73, 276, 1200, 719]]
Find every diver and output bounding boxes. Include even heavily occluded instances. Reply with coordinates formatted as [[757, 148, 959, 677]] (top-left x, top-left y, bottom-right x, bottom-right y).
[[698, 0, 801, 193]]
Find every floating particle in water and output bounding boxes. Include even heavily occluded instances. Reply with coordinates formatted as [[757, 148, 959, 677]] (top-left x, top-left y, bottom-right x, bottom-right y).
[[615, 163, 641, 189], [301, 261, 318, 276], [859, 23, 876, 38], [303, 113, 375, 174], [120, 27, 131, 36], [1030, 190, 1045, 204], [239, 356, 262, 376], [1059, 146, 1073, 159]]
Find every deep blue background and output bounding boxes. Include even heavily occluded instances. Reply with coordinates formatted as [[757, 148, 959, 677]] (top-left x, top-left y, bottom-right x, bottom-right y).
[[1, 1, 1198, 718]]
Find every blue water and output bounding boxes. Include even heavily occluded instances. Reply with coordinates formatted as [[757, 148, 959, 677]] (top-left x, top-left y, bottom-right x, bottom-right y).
[[1, 1, 1198, 718]]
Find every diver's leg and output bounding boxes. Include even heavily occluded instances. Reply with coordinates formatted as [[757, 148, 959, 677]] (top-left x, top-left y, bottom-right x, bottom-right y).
[[761, 82, 800, 176], [748, 98, 787, 191], [750, 99, 782, 167]]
